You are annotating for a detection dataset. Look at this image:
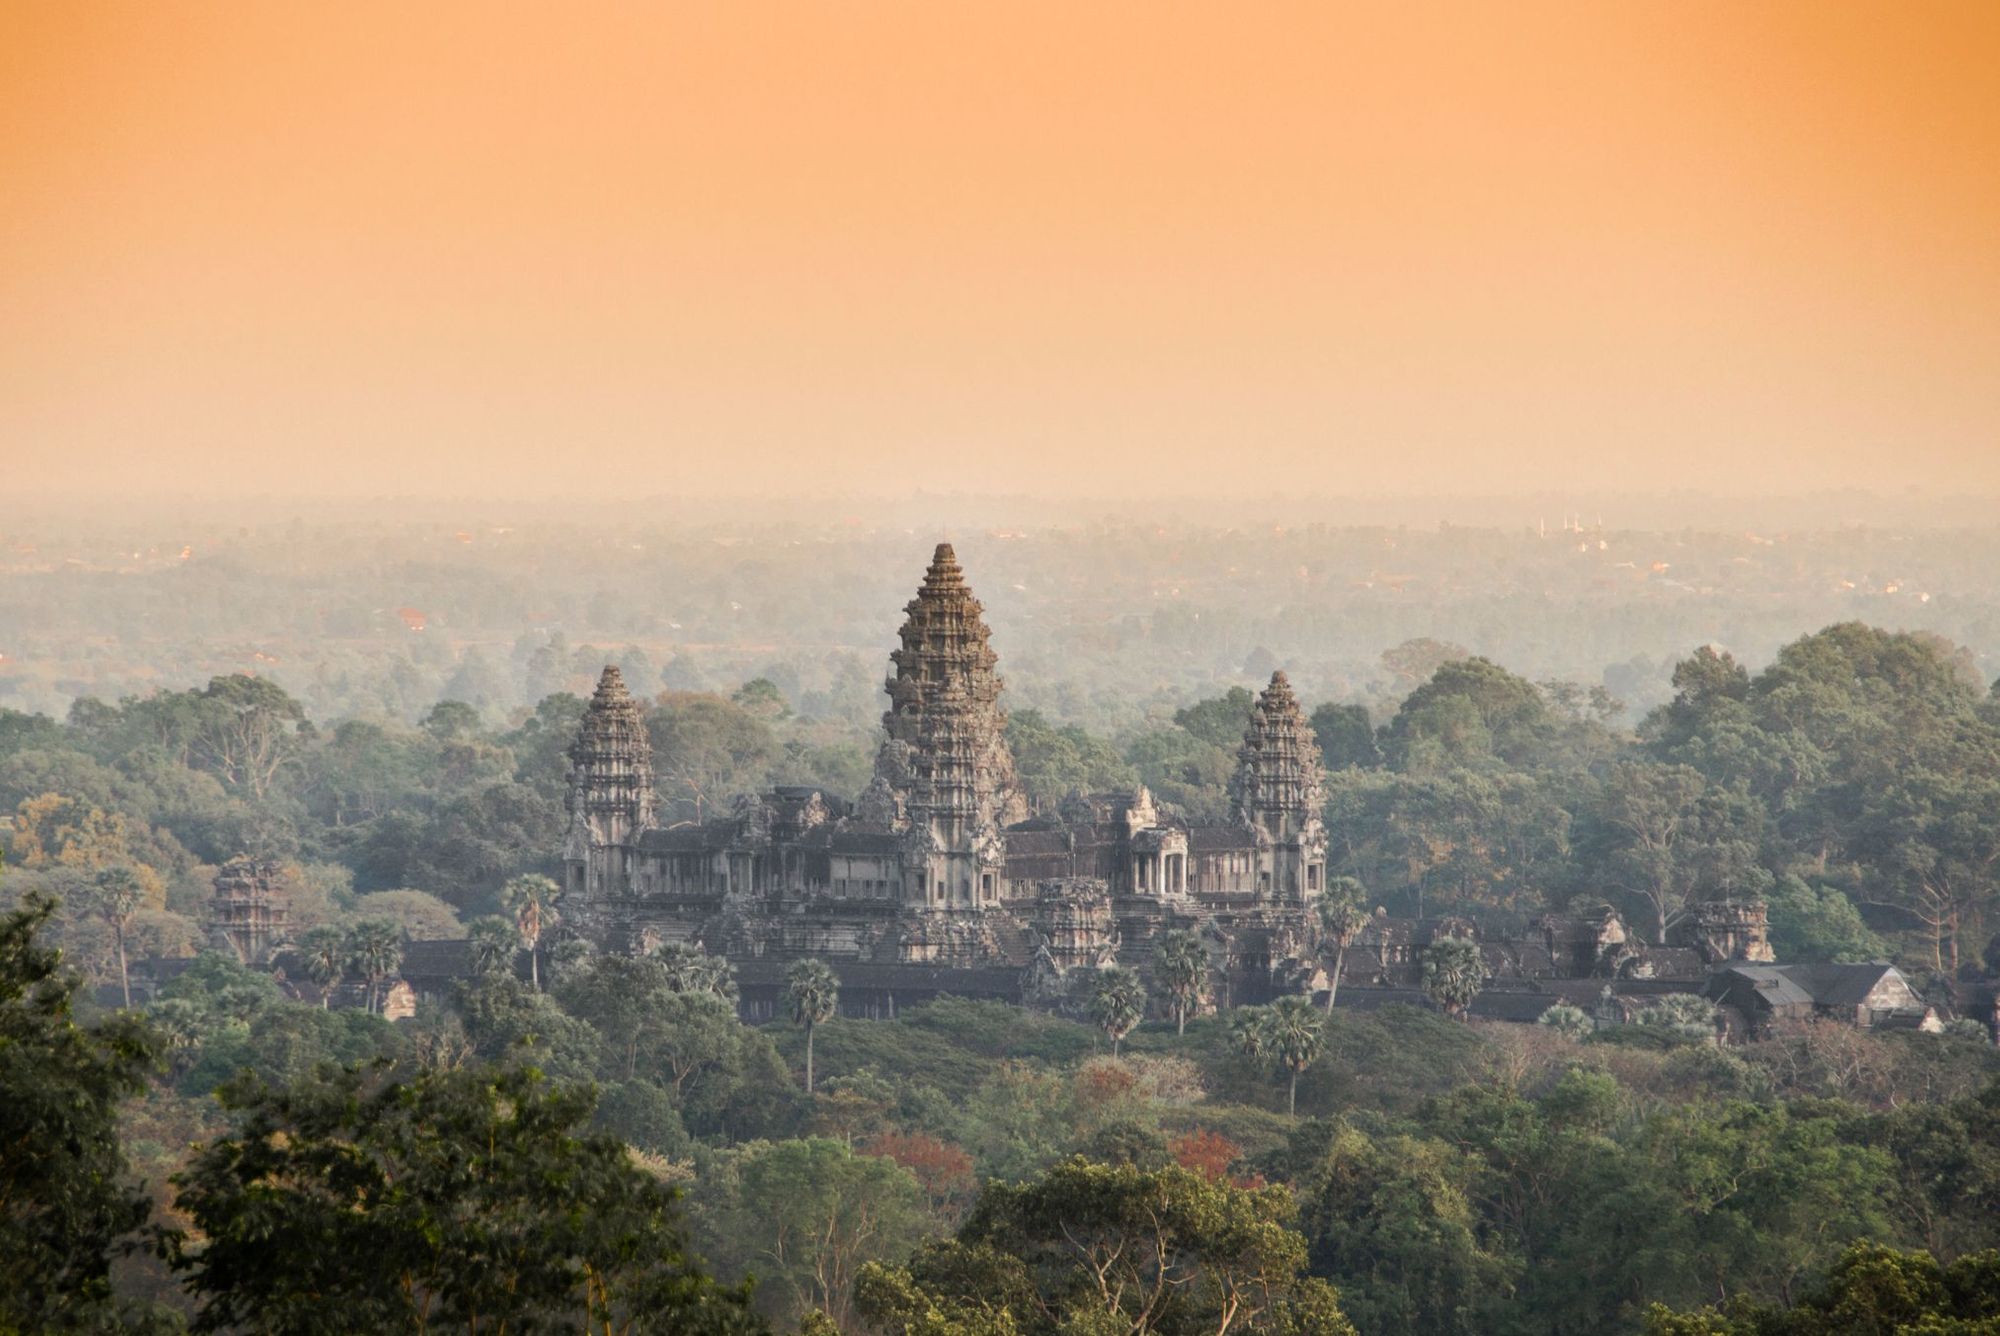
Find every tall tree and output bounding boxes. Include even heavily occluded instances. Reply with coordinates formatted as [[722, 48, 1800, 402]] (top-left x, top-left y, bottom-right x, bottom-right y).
[[1263, 996, 1327, 1116], [465, 916, 519, 977], [1151, 930, 1209, 1036], [1230, 1007, 1270, 1063], [296, 925, 348, 1009], [1317, 876, 1370, 1014], [90, 864, 146, 1008], [345, 920, 403, 1015], [165, 1064, 767, 1335], [0, 894, 160, 1333], [1089, 965, 1146, 1057], [1421, 937, 1487, 1021], [502, 873, 559, 991], [786, 958, 839, 1093], [858, 1157, 1355, 1335], [655, 940, 738, 1002]]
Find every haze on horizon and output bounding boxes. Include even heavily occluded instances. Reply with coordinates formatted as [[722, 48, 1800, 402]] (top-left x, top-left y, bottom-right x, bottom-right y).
[[4, 1, 1997, 502]]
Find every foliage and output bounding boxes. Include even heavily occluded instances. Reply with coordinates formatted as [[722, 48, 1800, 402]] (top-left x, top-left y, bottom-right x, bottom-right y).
[[859, 1156, 1356, 1335], [1422, 936, 1488, 1019], [166, 1062, 766, 1334], [787, 957, 840, 1092], [1150, 930, 1209, 1036], [1641, 1241, 2000, 1335], [1538, 1002, 1595, 1041], [0, 894, 163, 1334], [1088, 965, 1146, 1056], [696, 1136, 931, 1330]]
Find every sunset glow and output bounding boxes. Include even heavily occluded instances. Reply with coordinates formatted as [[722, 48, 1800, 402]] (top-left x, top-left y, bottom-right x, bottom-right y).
[[4, 1, 1997, 497]]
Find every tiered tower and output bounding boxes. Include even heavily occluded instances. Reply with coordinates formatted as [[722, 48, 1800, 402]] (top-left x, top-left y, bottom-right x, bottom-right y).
[[878, 543, 1026, 909], [212, 856, 289, 965], [1229, 671, 1328, 904], [563, 666, 657, 900]]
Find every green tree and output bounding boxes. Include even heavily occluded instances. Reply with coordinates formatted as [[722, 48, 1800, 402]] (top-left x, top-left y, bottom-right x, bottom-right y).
[[187, 673, 312, 800], [345, 919, 403, 1015], [1088, 965, 1146, 1057], [90, 864, 147, 1008], [0, 894, 161, 1333], [1152, 930, 1209, 1037], [787, 958, 840, 1093], [1640, 1241, 2000, 1335], [1764, 873, 1890, 963], [466, 916, 519, 977], [1174, 688, 1257, 750], [1263, 996, 1327, 1116], [164, 1063, 767, 1334], [1537, 1003, 1593, 1041], [1640, 994, 1719, 1045], [559, 953, 673, 1079], [655, 940, 738, 1001], [1317, 876, 1370, 1014], [1421, 937, 1487, 1021], [859, 1156, 1356, 1335], [1230, 1007, 1270, 1062], [699, 1137, 930, 1331], [296, 924, 348, 1008], [502, 872, 559, 991], [1310, 702, 1382, 772]]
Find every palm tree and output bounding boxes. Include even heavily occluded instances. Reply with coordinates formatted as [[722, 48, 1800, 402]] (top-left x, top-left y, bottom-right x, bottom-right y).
[[346, 919, 404, 1015], [1152, 930, 1209, 1036], [92, 865, 146, 1008], [785, 958, 839, 1092], [655, 941, 737, 1002], [297, 924, 348, 1008], [1421, 936, 1488, 1021], [1537, 1002, 1593, 1041], [502, 874, 560, 992], [467, 916, 518, 977], [148, 998, 204, 1080], [1263, 995, 1326, 1116], [1317, 878, 1371, 1015], [1089, 965, 1147, 1057], [1230, 1007, 1270, 1062]]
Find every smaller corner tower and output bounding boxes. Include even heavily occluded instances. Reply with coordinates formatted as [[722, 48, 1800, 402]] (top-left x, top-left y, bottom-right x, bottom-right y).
[[212, 855, 289, 965], [1229, 671, 1328, 904], [564, 665, 657, 901]]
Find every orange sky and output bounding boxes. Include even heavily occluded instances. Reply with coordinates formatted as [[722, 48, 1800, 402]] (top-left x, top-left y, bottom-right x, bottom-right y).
[[3, 1, 1997, 500]]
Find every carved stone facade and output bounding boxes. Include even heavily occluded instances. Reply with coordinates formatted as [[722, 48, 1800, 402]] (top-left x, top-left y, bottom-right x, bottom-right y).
[[561, 544, 1329, 1015], [555, 543, 1793, 1024], [211, 855, 289, 966]]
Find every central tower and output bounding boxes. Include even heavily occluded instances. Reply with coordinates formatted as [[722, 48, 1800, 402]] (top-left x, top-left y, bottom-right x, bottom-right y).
[[868, 543, 1026, 909]]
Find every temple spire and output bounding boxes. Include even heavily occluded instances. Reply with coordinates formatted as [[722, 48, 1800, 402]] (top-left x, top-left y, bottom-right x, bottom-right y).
[[563, 666, 657, 896], [870, 543, 1025, 906], [1230, 670, 1324, 835]]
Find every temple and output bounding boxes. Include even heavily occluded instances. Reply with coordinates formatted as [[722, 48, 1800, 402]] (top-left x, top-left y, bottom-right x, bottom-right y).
[[554, 544, 1891, 1032], [560, 543, 1329, 1018]]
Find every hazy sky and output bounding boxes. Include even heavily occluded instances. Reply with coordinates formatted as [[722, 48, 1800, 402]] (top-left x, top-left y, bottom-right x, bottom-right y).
[[4, 2, 1997, 501]]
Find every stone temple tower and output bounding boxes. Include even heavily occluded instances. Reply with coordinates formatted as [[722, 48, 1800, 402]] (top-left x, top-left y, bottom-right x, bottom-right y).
[[1229, 671, 1328, 905], [872, 543, 1027, 910], [211, 855, 289, 965], [563, 665, 657, 901]]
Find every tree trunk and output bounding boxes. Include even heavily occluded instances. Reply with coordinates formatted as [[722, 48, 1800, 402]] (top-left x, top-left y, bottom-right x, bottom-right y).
[[115, 926, 131, 1010], [805, 1021, 816, 1093], [1176, 1006, 1186, 1037], [1324, 946, 1346, 1016], [530, 945, 540, 992], [1288, 1068, 1299, 1117]]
